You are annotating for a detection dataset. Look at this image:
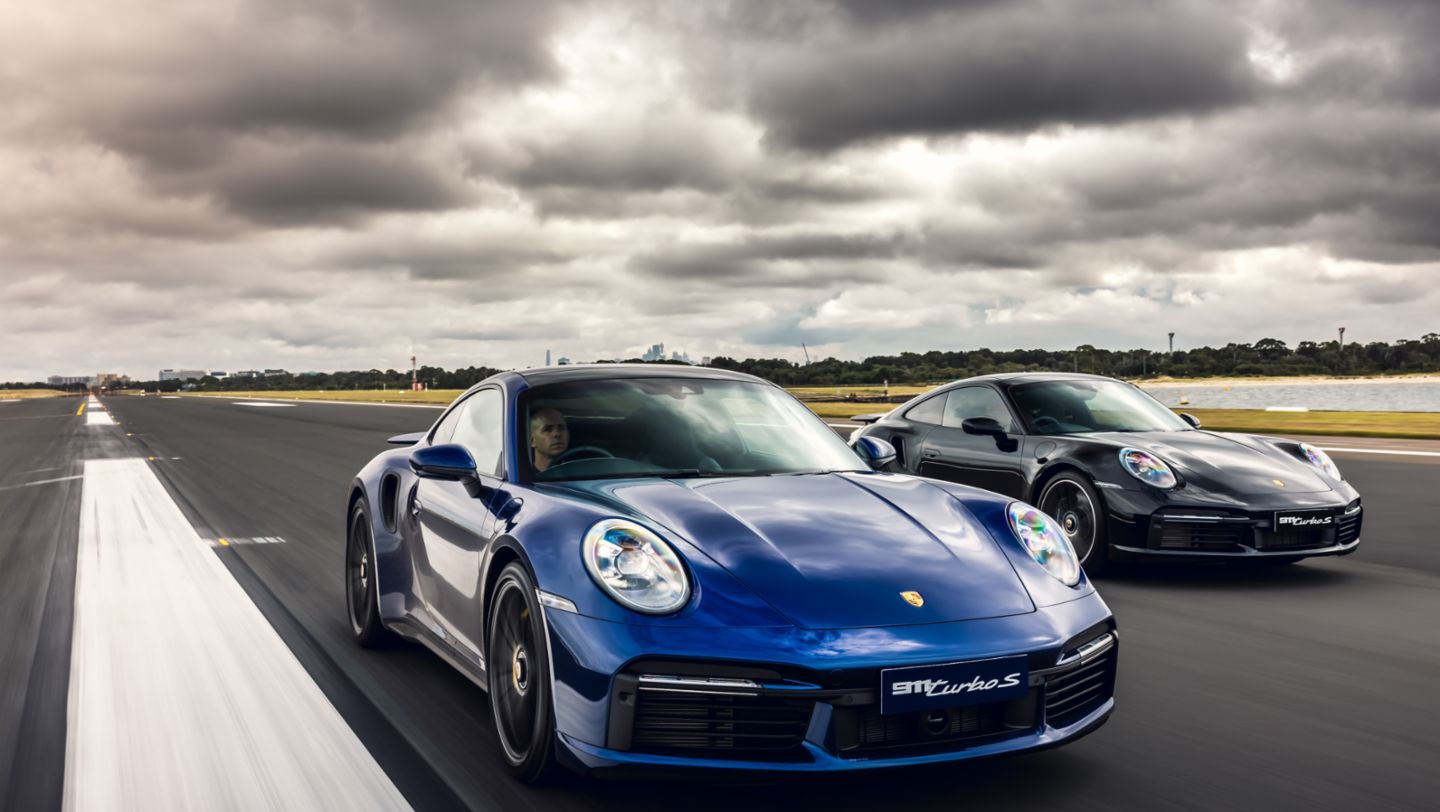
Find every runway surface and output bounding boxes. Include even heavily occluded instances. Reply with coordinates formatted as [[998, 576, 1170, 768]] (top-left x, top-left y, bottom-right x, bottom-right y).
[[1, 394, 1437, 810]]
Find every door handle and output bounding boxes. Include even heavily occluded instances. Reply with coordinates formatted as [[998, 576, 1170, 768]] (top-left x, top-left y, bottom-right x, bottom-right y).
[[923, 450, 939, 458], [411, 497, 423, 517]]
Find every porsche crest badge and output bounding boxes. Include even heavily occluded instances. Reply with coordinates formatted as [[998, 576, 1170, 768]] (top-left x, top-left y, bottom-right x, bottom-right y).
[[900, 591, 924, 607]]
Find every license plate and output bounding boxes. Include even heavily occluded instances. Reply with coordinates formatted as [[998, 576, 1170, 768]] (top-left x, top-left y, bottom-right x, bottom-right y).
[[881, 655, 1028, 715], [1273, 510, 1337, 532]]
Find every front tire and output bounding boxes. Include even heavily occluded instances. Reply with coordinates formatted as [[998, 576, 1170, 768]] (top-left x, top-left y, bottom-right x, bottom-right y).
[[346, 501, 394, 647], [1038, 473, 1110, 576], [487, 562, 560, 784]]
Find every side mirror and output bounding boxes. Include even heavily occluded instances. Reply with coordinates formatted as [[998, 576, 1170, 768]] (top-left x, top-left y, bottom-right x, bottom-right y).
[[1180, 412, 1202, 429], [962, 417, 1018, 452], [410, 443, 478, 481], [961, 417, 1007, 438], [851, 436, 898, 470]]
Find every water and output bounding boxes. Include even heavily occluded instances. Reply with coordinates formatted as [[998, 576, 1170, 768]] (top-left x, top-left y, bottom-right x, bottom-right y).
[[1140, 381, 1440, 412]]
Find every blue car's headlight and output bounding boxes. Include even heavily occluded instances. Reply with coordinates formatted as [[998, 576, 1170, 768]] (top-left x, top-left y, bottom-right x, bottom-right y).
[[583, 519, 690, 614], [1007, 503, 1081, 586], [1118, 447, 1178, 489], [1298, 442, 1342, 481]]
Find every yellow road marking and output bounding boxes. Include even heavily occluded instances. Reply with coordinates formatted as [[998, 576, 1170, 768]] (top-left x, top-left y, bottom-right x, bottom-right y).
[[218, 538, 229, 546], [77, 402, 86, 416]]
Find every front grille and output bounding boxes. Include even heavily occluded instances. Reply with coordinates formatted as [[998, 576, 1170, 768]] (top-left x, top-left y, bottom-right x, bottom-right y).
[[630, 691, 813, 759], [1153, 520, 1248, 551], [1255, 526, 1334, 550], [833, 699, 1023, 756], [1044, 644, 1116, 729]]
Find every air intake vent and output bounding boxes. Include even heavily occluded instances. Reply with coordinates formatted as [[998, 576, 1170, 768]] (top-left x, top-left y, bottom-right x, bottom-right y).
[[630, 692, 813, 759]]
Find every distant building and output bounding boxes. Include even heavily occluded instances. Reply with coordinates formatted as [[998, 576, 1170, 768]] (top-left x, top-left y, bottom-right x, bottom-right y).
[[262, 369, 289, 377], [48, 375, 91, 386], [546, 350, 552, 367], [641, 343, 665, 362], [94, 373, 130, 388], [557, 356, 571, 365], [209, 371, 228, 379], [700, 357, 712, 366], [234, 370, 262, 379], [670, 350, 692, 364], [159, 369, 208, 382]]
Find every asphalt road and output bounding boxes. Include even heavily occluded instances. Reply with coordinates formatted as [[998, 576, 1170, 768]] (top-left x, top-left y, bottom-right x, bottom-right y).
[[2, 394, 1437, 810]]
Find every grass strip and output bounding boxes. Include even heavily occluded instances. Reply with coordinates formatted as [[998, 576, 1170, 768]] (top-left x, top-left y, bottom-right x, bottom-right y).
[[169, 390, 1440, 440]]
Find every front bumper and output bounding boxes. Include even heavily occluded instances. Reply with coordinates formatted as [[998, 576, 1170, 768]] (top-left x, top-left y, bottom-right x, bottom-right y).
[[542, 593, 1116, 774], [1101, 486, 1363, 561]]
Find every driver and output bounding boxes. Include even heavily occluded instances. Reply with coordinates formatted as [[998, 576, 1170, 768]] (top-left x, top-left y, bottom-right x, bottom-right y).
[[530, 407, 570, 472]]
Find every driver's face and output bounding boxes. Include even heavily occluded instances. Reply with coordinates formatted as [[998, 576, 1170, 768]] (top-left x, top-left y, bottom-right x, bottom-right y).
[[531, 411, 569, 460]]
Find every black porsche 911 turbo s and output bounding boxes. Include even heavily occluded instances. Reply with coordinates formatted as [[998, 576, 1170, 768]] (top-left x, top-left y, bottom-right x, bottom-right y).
[[850, 373, 1361, 572]]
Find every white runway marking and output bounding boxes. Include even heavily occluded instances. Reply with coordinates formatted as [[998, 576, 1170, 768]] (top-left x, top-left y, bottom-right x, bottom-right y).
[[65, 459, 411, 812], [234, 401, 297, 408], [84, 409, 115, 426], [0, 398, 18, 403]]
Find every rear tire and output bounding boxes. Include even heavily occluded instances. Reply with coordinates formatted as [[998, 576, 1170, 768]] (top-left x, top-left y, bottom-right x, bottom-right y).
[[346, 501, 395, 647], [487, 562, 561, 784], [1038, 473, 1110, 577]]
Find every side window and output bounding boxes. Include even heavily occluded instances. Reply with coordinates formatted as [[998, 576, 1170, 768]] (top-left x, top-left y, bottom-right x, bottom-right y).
[[904, 395, 946, 425], [941, 387, 1018, 433], [451, 389, 505, 477], [430, 402, 465, 445]]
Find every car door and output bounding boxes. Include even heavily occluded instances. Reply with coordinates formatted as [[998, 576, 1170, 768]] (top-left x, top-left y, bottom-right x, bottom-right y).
[[916, 385, 1028, 498], [415, 387, 507, 658]]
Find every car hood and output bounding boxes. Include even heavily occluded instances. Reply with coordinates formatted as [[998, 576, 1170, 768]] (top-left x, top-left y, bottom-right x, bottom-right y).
[[1088, 430, 1333, 494], [554, 473, 1035, 629]]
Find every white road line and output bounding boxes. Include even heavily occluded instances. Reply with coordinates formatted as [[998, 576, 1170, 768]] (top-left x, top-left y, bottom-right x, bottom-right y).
[[1320, 445, 1440, 458], [65, 459, 410, 811], [234, 401, 298, 408], [0, 474, 83, 491]]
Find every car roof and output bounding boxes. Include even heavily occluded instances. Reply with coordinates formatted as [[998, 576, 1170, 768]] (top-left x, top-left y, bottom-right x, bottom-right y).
[[511, 363, 770, 386], [922, 371, 1121, 394]]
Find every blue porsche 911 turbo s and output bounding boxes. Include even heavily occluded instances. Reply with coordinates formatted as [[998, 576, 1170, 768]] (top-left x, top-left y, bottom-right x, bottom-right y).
[[344, 365, 1116, 781]]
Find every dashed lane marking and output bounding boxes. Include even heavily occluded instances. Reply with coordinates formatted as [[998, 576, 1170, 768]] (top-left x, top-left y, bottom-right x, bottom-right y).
[[205, 536, 287, 546], [65, 459, 410, 811], [76, 401, 85, 416], [0, 474, 84, 492], [233, 402, 297, 408]]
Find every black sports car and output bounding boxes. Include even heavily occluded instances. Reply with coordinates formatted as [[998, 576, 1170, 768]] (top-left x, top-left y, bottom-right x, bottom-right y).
[[850, 373, 1361, 572]]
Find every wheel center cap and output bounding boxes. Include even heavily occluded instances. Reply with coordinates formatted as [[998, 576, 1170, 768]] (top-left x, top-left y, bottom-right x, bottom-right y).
[[1063, 514, 1078, 534], [511, 646, 529, 695]]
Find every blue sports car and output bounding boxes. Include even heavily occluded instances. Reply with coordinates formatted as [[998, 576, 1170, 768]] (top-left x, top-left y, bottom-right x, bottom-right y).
[[344, 365, 1117, 781]]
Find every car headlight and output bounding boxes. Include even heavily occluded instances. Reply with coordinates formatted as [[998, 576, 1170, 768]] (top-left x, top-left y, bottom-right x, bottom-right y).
[[583, 519, 690, 614], [1007, 503, 1081, 586], [1298, 442, 1342, 481], [1118, 447, 1178, 489]]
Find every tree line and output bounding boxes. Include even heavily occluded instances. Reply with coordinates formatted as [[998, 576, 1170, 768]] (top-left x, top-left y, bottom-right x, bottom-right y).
[[8, 334, 1439, 391]]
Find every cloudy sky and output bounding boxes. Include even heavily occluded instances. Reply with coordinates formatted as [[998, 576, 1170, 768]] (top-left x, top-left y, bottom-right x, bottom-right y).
[[2, 0, 1438, 380]]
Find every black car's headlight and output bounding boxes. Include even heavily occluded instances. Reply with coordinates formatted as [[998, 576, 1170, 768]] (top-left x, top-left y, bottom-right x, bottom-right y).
[[1118, 447, 1178, 489], [583, 519, 690, 614], [1007, 503, 1081, 586], [1298, 442, 1342, 481]]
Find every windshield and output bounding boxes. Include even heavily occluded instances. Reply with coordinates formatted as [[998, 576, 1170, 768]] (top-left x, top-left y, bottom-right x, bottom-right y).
[[1010, 379, 1191, 435], [522, 378, 867, 482]]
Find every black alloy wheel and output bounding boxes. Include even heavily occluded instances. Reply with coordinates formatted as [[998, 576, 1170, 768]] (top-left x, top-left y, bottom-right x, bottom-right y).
[[1038, 473, 1109, 576], [487, 562, 560, 783], [347, 501, 394, 647]]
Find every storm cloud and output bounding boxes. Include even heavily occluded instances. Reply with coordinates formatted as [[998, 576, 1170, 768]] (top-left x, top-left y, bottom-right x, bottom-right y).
[[1, 0, 1438, 380]]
